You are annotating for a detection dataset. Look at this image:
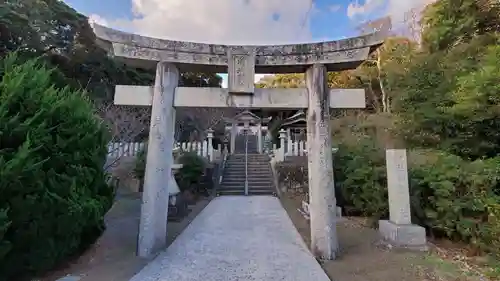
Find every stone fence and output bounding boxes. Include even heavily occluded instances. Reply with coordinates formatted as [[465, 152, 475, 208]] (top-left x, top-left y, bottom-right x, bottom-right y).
[[107, 140, 224, 162]]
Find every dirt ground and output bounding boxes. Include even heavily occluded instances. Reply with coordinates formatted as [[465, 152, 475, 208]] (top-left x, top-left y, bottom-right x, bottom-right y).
[[37, 189, 496, 281], [279, 192, 495, 281], [39, 191, 212, 281]]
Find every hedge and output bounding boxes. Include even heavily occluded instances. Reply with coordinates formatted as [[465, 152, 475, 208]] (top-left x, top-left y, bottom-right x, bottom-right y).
[[0, 55, 115, 280]]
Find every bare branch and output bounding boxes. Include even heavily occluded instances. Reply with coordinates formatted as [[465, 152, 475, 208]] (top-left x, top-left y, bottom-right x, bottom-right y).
[[175, 107, 243, 142], [94, 101, 150, 170], [95, 102, 150, 142]]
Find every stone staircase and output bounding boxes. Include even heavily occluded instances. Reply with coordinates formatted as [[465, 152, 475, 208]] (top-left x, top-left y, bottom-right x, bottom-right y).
[[218, 153, 276, 196]]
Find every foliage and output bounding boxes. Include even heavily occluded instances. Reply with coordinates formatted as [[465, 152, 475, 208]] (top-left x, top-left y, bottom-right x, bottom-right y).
[[409, 151, 500, 256], [332, 137, 500, 256], [0, 0, 155, 101], [133, 147, 207, 194], [255, 72, 361, 90], [421, 0, 500, 53], [392, 35, 500, 159], [333, 139, 388, 220], [176, 152, 206, 192], [0, 54, 114, 280], [0, 0, 222, 103], [134, 148, 147, 180]]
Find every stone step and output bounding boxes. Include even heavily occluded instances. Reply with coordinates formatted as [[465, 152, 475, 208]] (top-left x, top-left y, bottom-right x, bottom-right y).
[[221, 185, 274, 190], [221, 178, 273, 183], [229, 154, 269, 157], [226, 159, 270, 163], [227, 160, 269, 163], [226, 160, 270, 164], [225, 166, 270, 169], [222, 183, 273, 187], [223, 174, 272, 179], [223, 172, 272, 176], [219, 185, 273, 190], [224, 168, 271, 172], [222, 175, 272, 180], [224, 166, 271, 170], [217, 189, 275, 196], [225, 166, 271, 170], [224, 165, 271, 170], [226, 161, 270, 164], [224, 169, 271, 173], [226, 158, 269, 161], [223, 177, 272, 182], [226, 159, 270, 162]]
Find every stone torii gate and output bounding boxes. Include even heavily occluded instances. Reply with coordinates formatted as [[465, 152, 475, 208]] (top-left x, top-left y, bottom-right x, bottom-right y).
[[92, 24, 383, 259]]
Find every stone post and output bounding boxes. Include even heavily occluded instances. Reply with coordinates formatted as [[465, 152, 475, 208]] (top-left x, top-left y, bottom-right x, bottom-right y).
[[379, 149, 427, 250], [305, 64, 339, 260], [286, 133, 293, 156], [230, 122, 237, 154], [207, 129, 214, 162], [138, 62, 179, 258], [257, 122, 262, 153], [278, 129, 287, 162]]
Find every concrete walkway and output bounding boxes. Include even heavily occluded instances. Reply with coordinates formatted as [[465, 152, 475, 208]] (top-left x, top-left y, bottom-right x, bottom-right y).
[[129, 196, 330, 281]]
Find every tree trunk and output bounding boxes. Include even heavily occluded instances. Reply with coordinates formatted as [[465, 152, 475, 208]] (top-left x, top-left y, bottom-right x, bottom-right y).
[[376, 49, 390, 113]]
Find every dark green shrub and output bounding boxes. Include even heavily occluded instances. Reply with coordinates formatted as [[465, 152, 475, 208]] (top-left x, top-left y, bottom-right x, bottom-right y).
[[134, 148, 206, 194], [134, 147, 147, 181], [333, 138, 500, 256], [176, 151, 206, 192], [409, 151, 500, 256], [0, 54, 114, 280], [333, 139, 388, 220]]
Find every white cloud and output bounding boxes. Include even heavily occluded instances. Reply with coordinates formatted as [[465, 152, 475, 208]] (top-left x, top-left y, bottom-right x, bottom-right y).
[[88, 14, 109, 27], [329, 4, 341, 12], [347, 0, 384, 19], [104, 0, 315, 44]]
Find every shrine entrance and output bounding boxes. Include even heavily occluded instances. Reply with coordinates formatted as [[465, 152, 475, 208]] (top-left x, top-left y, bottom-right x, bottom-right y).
[[92, 23, 383, 259]]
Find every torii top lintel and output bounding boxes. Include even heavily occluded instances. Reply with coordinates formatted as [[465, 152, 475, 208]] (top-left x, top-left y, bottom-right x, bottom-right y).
[[92, 24, 383, 74]]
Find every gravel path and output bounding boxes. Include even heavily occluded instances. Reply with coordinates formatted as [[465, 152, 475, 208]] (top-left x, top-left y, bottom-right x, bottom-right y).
[[129, 196, 330, 281]]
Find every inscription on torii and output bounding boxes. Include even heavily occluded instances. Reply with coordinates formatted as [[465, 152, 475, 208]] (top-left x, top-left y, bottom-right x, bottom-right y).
[[227, 47, 256, 94]]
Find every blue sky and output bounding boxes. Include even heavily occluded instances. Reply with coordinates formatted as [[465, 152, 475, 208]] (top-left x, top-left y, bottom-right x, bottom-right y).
[[62, 0, 427, 85], [64, 0, 372, 41]]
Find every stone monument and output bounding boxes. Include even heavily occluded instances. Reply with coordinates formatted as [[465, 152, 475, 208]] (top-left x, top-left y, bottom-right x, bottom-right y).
[[379, 149, 427, 250], [92, 23, 384, 259]]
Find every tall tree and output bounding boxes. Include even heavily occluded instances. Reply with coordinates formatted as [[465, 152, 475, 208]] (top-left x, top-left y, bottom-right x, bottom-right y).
[[390, 0, 500, 159], [421, 0, 500, 52]]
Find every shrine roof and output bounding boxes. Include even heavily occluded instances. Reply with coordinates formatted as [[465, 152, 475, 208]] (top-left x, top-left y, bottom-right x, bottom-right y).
[[92, 24, 384, 73], [223, 110, 271, 124]]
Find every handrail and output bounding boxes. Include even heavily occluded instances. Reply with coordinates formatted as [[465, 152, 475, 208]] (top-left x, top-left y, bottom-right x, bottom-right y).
[[244, 130, 249, 196], [218, 151, 227, 185]]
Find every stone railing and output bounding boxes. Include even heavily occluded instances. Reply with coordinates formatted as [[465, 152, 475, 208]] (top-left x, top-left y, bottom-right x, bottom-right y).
[[107, 139, 224, 162]]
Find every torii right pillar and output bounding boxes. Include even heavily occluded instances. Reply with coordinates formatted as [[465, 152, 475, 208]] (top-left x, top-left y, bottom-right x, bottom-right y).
[[306, 64, 339, 260]]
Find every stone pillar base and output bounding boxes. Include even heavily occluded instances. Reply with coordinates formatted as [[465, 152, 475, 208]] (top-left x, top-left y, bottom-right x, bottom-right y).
[[378, 220, 428, 251]]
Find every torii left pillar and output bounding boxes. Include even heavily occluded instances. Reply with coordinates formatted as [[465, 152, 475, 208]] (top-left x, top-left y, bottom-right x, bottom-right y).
[[306, 64, 339, 260], [138, 62, 178, 258]]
